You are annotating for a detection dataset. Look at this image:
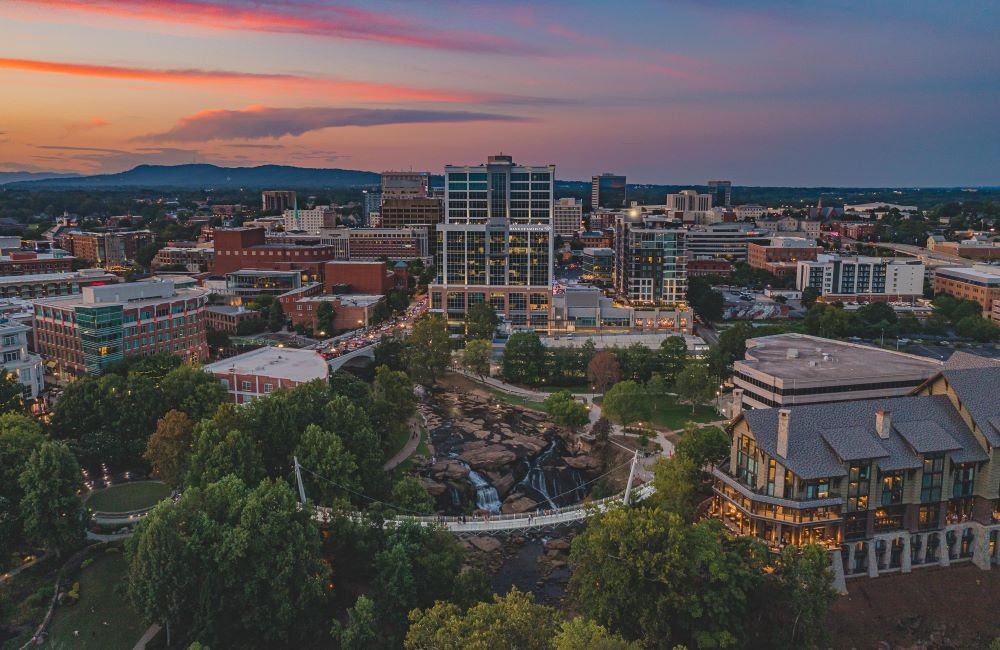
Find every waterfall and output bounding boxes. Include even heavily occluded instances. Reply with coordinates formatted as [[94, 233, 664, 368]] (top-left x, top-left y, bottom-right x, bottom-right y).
[[468, 468, 501, 512], [519, 440, 560, 510], [517, 439, 588, 510]]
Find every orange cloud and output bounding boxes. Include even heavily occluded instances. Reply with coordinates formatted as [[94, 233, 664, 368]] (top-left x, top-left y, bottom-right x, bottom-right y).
[[0, 57, 487, 103], [10, 0, 538, 54], [65, 117, 111, 132]]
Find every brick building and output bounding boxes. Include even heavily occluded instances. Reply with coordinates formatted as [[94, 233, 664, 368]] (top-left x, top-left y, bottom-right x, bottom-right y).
[[0, 269, 118, 300], [324, 261, 402, 295], [151, 246, 215, 272], [286, 294, 384, 332], [203, 347, 329, 404], [32, 281, 209, 376], [58, 231, 153, 267], [0, 251, 74, 276], [687, 259, 733, 277], [211, 227, 337, 280], [204, 305, 261, 333], [933, 266, 1000, 314], [748, 238, 822, 276]]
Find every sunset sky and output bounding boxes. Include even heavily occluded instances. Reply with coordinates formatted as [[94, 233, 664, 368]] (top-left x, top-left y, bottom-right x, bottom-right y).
[[1, 0, 998, 185]]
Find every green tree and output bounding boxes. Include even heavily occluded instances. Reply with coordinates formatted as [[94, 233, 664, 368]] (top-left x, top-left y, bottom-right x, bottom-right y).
[[370, 365, 416, 445], [449, 568, 493, 610], [332, 595, 380, 650], [465, 301, 500, 340], [144, 410, 195, 489], [126, 477, 329, 648], [675, 361, 714, 414], [645, 374, 669, 414], [955, 315, 1000, 342], [601, 380, 650, 425], [463, 338, 493, 378], [553, 617, 641, 650], [716, 322, 753, 368], [800, 286, 821, 308], [544, 390, 590, 431], [651, 454, 700, 522], [0, 414, 45, 509], [390, 476, 435, 514], [0, 371, 27, 415], [856, 301, 898, 326], [407, 314, 451, 385], [587, 350, 620, 392], [501, 332, 547, 385], [19, 441, 85, 557], [676, 424, 729, 466], [293, 424, 358, 507], [315, 301, 336, 336], [374, 334, 409, 371], [406, 588, 561, 650], [185, 423, 265, 489], [776, 545, 838, 649], [569, 508, 764, 648], [657, 336, 688, 384], [161, 365, 228, 424]]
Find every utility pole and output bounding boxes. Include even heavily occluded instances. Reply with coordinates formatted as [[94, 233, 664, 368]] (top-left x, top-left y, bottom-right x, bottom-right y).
[[293, 456, 307, 505], [623, 449, 639, 505]]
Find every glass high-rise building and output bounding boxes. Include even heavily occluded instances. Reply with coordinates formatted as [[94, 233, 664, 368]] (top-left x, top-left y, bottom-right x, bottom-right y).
[[614, 214, 688, 306], [431, 154, 555, 332], [708, 180, 732, 208], [591, 173, 627, 209]]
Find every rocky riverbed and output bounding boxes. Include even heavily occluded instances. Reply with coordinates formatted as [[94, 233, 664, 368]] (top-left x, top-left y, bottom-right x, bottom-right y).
[[414, 391, 604, 515]]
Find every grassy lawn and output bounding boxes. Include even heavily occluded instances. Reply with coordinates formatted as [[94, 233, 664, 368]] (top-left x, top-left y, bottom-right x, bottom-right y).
[[84, 482, 170, 513], [644, 396, 719, 431], [45, 551, 151, 650], [391, 427, 430, 477], [485, 387, 548, 412]]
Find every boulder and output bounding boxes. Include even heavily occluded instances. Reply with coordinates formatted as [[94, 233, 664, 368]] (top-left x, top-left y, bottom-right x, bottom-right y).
[[544, 537, 571, 552], [430, 460, 469, 481], [501, 494, 539, 514], [460, 445, 517, 470], [467, 536, 502, 553], [492, 473, 517, 499], [563, 455, 602, 472], [421, 477, 448, 497]]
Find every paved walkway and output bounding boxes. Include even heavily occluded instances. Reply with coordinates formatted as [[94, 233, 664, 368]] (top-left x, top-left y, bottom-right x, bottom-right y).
[[382, 416, 425, 471], [0, 554, 46, 584], [132, 624, 161, 650]]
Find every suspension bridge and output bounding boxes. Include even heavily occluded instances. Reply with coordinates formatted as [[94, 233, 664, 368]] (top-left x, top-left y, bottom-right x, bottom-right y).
[[301, 449, 657, 535]]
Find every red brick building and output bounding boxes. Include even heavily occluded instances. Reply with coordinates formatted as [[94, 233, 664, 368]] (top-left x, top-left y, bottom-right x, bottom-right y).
[[285, 294, 384, 332], [203, 347, 329, 404], [687, 259, 733, 277], [324, 261, 403, 295], [204, 305, 261, 333], [747, 238, 821, 276], [211, 227, 338, 280], [0, 251, 75, 276]]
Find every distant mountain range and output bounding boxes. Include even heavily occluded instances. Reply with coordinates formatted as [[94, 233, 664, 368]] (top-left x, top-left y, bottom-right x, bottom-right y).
[[0, 171, 82, 185], [5, 164, 381, 189]]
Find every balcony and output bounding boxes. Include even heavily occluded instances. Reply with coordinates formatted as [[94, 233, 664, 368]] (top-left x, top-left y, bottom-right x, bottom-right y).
[[712, 467, 844, 509]]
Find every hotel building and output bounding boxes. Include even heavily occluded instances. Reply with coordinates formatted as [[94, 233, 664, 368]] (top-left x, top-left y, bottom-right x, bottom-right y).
[[796, 254, 925, 302]]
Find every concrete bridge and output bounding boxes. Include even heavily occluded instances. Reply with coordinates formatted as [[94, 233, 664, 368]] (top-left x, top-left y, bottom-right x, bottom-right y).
[[327, 345, 376, 371]]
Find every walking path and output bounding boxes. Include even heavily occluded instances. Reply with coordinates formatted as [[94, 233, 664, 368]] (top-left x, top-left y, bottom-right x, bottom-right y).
[[132, 624, 161, 650], [0, 554, 46, 584], [382, 416, 425, 471]]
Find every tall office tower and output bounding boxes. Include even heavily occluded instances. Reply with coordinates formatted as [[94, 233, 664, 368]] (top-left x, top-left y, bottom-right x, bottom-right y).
[[261, 190, 297, 213], [431, 154, 555, 332], [362, 190, 381, 227], [552, 197, 584, 238], [666, 189, 713, 212], [707, 180, 732, 208], [443, 154, 554, 225], [591, 173, 627, 209], [614, 213, 687, 305], [381, 171, 430, 198]]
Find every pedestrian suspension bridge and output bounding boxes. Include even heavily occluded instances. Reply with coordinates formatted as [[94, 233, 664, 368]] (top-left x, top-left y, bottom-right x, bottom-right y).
[[299, 451, 656, 535]]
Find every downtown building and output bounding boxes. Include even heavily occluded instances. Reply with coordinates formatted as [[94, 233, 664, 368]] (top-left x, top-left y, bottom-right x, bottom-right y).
[[613, 213, 689, 307], [552, 197, 584, 238], [58, 231, 154, 268], [591, 173, 627, 209], [712, 352, 1000, 589], [32, 280, 209, 376], [686, 222, 772, 262], [430, 154, 555, 332], [797, 254, 925, 302]]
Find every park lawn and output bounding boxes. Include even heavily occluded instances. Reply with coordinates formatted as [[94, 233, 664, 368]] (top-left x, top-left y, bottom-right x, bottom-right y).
[[645, 396, 719, 430], [84, 481, 170, 513], [392, 427, 430, 477], [485, 387, 548, 413], [45, 551, 151, 650]]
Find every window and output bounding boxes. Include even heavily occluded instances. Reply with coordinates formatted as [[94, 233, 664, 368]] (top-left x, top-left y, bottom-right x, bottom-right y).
[[765, 459, 776, 496], [880, 470, 904, 506], [952, 463, 975, 498], [918, 504, 939, 530], [264, 383, 273, 393], [736, 435, 758, 486], [804, 480, 830, 500], [846, 461, 870, 512], [2, 350, 20, 363], [921, 454, 944, 503], [220, 379, 229, 390], [240, 381, 251, 391]]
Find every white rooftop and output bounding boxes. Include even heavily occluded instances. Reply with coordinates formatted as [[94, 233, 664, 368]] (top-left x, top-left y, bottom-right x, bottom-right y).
[[203, 347, 329, 383]]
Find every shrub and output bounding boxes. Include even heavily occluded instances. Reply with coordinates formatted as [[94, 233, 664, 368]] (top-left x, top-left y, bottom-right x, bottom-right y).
[[80, 558, 93, 569]]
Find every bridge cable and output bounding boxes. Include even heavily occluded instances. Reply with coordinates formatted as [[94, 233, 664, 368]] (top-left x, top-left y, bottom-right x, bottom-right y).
[[296, 464, 436, 517]]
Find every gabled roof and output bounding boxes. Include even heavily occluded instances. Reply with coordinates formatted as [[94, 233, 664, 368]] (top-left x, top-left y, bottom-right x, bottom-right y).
[[742, 394, 988, 480], [940, 353, 1000, 448]]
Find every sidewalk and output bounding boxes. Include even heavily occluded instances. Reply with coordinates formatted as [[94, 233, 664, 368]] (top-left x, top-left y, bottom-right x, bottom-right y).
[[382, 416, 424, 471]]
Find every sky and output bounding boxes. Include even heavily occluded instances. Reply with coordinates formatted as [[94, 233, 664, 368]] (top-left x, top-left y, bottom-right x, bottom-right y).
[[0, 0, 998, 186]]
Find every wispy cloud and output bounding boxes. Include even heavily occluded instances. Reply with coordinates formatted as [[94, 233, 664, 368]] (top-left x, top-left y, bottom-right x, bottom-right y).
[[137, 105, 530, 142], [9, 0, 539, 54], [65, 117, 110, 133], [0, 57, 490, 103]]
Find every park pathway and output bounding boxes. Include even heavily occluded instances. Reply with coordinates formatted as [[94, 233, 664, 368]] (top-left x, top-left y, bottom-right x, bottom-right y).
[[382, 416, 425, 471], [132, 624, 161, 650]]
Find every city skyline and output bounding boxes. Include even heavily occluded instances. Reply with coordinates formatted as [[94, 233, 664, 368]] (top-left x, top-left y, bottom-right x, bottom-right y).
[[1, 0, 998, 186]]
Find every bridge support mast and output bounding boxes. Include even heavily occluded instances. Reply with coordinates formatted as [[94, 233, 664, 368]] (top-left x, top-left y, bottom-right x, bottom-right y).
[[294, 456, 307, 505], [623, 450, 639, 505]]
